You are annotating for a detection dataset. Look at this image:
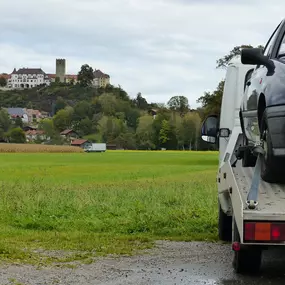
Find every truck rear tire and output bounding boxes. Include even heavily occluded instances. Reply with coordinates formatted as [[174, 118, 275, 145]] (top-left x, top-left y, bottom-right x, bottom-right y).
[[218, 201, 232, 242], [232, 219, 262, 274], [233, 247, 262, 274]]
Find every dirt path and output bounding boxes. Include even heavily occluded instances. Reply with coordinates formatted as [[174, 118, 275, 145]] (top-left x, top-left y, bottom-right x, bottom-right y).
[[1, 241, 285, 285]]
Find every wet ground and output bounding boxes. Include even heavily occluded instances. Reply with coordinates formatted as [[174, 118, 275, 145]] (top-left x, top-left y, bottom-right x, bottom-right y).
[[1, 241, 285, 284]]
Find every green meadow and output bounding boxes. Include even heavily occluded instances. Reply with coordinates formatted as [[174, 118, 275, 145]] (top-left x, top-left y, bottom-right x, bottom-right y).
[[0, 151, 219, 264]]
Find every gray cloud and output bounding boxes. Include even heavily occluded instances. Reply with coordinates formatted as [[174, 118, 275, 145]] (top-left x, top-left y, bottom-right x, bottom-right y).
[[0, 0, 285, 107]]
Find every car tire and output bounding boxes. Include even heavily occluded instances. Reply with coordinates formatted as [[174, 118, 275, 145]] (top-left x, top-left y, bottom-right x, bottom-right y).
[[260, 111, 285, 183]]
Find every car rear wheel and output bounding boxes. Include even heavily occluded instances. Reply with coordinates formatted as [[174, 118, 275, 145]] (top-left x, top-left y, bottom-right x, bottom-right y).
[[260, 111, 285, 183]]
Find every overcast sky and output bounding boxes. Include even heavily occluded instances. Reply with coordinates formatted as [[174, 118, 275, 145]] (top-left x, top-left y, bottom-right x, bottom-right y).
[[0, 0, 284, 107]]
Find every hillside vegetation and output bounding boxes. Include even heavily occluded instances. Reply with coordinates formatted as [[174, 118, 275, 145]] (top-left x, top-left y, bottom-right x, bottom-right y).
[[0, 83, 215, 150]]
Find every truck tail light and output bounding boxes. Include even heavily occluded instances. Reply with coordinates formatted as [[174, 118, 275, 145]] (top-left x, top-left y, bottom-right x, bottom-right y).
[[244, 222, 285, 242]]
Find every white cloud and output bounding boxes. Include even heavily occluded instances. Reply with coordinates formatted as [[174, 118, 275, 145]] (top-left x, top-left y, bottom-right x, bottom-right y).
[[0, 0, 285, 107]]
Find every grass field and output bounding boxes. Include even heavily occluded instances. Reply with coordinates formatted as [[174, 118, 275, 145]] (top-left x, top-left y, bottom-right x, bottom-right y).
[[0, 150, 219, 264]]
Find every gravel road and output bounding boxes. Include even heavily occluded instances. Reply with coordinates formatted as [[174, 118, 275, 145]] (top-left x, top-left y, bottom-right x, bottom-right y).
[[1, 241, 285, 285]]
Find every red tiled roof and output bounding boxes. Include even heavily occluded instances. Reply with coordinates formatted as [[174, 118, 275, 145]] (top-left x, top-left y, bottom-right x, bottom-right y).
[[26, 130, 45, 135], [0, 73, 11, 79], [47, 74, 56, 79], [26, 109, 41, 116], [60, 129, 75, 135], [71, 139, 88, 145], [47, 74, 77, 80], [66, 74, 77, 80]]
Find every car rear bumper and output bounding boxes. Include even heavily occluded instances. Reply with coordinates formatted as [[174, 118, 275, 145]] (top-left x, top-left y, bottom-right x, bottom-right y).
[[266, 105, 285, 156]]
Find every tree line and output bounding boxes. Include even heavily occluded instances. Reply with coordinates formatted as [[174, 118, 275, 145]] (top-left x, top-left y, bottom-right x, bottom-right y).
[[0, 44, 264, 149]]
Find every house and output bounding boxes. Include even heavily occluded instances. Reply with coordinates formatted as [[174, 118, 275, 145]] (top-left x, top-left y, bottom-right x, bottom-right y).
[[25, 108, 44, 123], [6, 108, 29, 123], [7, 68, 50, 89], [71, 139, 91, 149], [93, 69, 110, 88], [148, 109, 157, 119], [22, 126, 37, 132], [60, 129, 79, 141], [25, 130, 50, 142]]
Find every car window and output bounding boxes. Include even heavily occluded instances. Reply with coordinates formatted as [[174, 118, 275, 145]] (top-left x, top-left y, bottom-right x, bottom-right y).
[[263, 22, 282, 57], [277, 33, 285, 58], [244, 69, 253, 91]]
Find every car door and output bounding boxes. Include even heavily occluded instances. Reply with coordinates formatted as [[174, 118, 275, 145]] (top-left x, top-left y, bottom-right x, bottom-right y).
[[241, 21, 283, 144]]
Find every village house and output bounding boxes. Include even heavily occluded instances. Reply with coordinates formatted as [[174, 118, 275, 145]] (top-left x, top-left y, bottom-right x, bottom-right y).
[[6, 108, 29, 123], [5, 108, 48, 124], [60, 129, 79, 141], [25, 130, 50, 142], [71, 139, 91, 149], [148, 109, 157, 119], [25, 108, 47, 123]]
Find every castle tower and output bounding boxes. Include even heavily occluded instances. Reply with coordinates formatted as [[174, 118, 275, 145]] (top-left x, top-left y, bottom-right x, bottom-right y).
[[56, 59, 66, 83]]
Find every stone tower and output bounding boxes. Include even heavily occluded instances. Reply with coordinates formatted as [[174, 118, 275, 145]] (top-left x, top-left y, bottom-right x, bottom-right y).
[[56, 59, 66, 83]]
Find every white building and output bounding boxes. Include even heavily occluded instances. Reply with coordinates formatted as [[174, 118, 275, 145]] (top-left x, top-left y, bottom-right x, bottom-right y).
[[8, 68, 50, 89]]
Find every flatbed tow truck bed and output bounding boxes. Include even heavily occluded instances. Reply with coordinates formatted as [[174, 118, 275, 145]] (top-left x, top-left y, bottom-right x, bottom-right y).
[[217, 129, 285, 249], [201, 55, 285, 273], [234, 160, 285, 221]]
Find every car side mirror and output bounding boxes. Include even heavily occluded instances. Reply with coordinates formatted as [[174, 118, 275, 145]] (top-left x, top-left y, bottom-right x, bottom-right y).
[[201, 115, 218, 144], [241, 48, 275, 74]]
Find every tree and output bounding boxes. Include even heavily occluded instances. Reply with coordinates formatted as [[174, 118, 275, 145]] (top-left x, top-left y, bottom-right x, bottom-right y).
[[54, 97, 67, 114], [181, 112, 201, 150], [167, 96, 189, 116], [53, 107, 74, 131], [197, 80, 225, 119], [77, 117, 93, 136], [38, 118, 56, 138], [0, 109, 11, 132], [98, 116, 125, 143], [216, 45, 264, 69], [133, 93, 148, 110], [136, 115, 155, 150], [6, 128, 26, 143], [125, 108, 140, 130], [0, 77, 7, 87], [77, 64, 94, 87], [115, 132, 137, 149], [14, 117, 23, 128], [159, 119, 171, 147], [73, 100, 93, 121], [98, 93, 118, 116]]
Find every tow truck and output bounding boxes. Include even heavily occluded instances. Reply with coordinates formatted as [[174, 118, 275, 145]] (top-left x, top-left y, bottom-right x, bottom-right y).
[[201, 55, 285, 274]]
